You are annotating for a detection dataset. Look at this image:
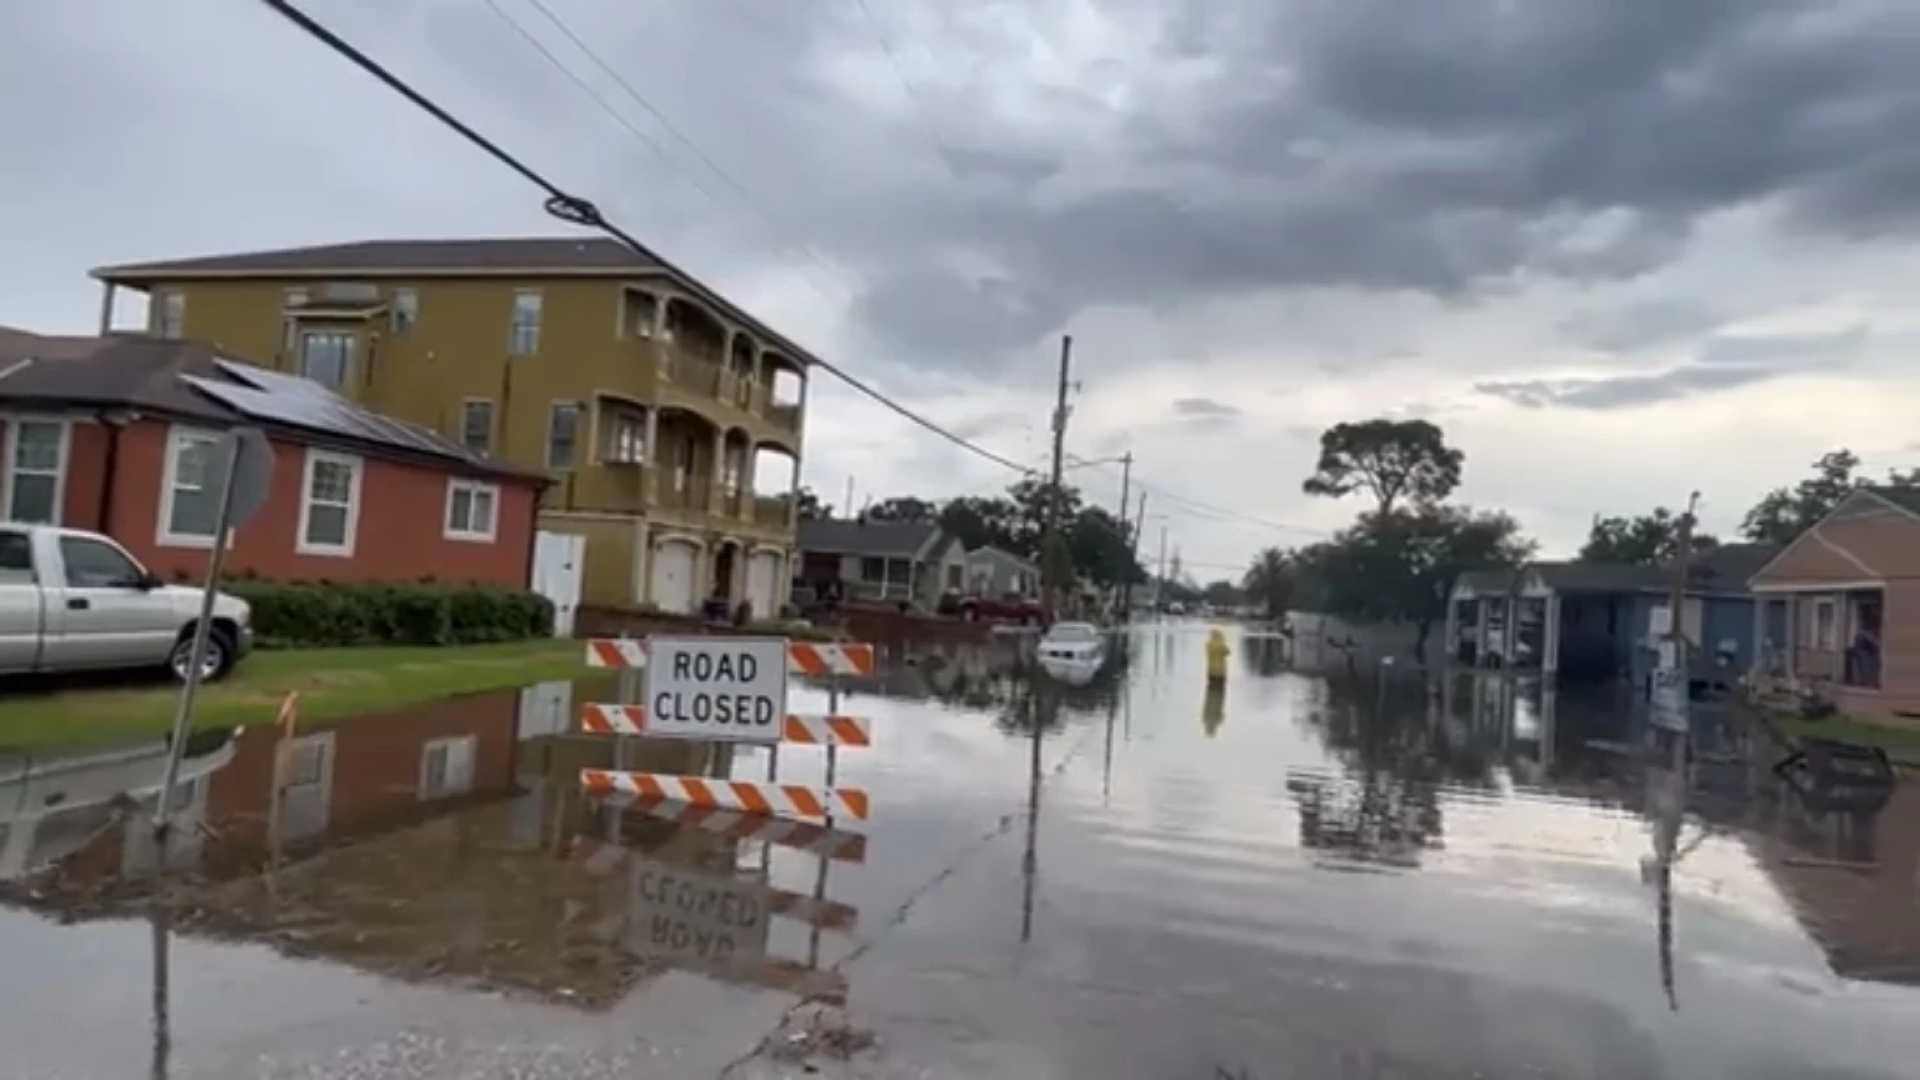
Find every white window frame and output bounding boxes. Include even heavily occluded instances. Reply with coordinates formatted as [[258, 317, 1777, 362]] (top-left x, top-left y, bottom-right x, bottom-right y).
[[509, 290, 542, 356], [155, 290, 185, 339], [296, 448, 363, 557], [155, 424, 227, 549], [281, 288, 309, 353], [391, 287, 419, 335], [607, 410, 645, 464], [298, 330, 354, 390], [2, 414, 70, 526], [547, 401, 581, 470], [1813, 597, 1839, 651], [460, 398, 494, 456], [418, 734, 477, 800], [443, 479, 500, 543]]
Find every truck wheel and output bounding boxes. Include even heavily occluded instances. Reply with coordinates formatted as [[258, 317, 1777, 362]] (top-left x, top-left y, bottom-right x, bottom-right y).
[[170, 627, 234, 683]]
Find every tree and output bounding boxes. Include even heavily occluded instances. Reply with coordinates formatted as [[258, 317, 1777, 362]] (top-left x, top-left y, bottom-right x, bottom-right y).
[[867, 496, 937, 523], [1201, 579, 1243, 609], [938, 496, 1020, 552], [1297, 506, 1533, 661], [1005, 477, 1083, 556], [1242, 548, 1296, 619], [794, 487, 830, 521], [1580, 508, 1718, 565], [1741, 449, 1861, 544], [1066, 506, 1142, 589], [1303, 419, 1464, 517]]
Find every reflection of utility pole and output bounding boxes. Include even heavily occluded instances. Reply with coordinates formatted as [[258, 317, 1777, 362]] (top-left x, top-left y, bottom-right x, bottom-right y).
[[150, 908, 171, 1080], [1127, 491, 1147, 620], [1153, 525, 1168, 612], [1021, 681, 1049, 943]]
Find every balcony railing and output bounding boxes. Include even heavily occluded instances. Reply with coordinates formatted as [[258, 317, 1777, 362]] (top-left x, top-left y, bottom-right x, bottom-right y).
[[768, 402, 801, 433], [755, 494, 794, 529], [654, 479, 710, 513], [660, 350, 723, 397]]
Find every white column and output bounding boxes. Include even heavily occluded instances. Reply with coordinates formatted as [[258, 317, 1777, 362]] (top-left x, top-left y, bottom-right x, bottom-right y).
[[643, 408, 661, 503], [1784, 595, 1797, 680], [1504, 595, 1520, 671], [710, 428, 726, 513], [97, 282, 116, 333], [1475, 598, 1491, 668], [1543, 593, 1561, 675], [788, 455, 802, 528], [1444, 592, 1460, 666], [1750, 595, 1765, 679], [634, 519, 651, 605], [752, 350, 767, 414], [741, 441, 756, 518]]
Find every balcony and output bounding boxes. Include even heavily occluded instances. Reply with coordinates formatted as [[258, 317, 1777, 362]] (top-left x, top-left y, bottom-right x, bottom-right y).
[[768, 402, 801, 434], [659, 349, 722, 397], [754, 494, 794, 530]]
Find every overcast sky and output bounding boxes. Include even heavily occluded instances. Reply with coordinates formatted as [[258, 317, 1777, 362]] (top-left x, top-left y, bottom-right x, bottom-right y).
[[5, 1, 1919, 579]]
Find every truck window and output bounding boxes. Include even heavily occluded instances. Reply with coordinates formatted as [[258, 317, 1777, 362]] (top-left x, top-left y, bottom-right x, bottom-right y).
[[58, 537, 143, 589], [0, 531, 31, 584]]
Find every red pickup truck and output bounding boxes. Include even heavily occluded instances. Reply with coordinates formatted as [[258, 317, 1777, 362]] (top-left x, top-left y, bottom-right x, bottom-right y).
[[952, 593, 1049, 626]]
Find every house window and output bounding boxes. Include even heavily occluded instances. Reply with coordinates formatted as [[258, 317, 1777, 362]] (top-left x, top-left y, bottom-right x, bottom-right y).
[[158, 426, 225, 547], [945, 563, 962, 590], [673, 435, 696, 492], [608, 411, 645, 463], [391, 288, 419, 335], [861, 557, 886, 583], [1813, 597, 1838, 651], [444, 479, 499, 542], [419, 735, 477, 800], [461, 399, 493, 455], [547, 403, 580, 469], [156, 290, 185, 339], [300, 331, 352, 389], [4, 419, 65, 524], [510, 291, 542, 356], [297, 450, 362, 556], [626, 291, 657, 339], [722, 450, 742, 496]]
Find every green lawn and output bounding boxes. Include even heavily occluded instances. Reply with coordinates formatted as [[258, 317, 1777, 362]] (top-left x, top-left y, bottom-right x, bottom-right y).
[[1767, 709, 1920, 765], [0, 640, 592, 749]]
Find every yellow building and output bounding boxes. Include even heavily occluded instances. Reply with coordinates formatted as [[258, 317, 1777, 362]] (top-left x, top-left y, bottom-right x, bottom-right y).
[[92, 238, 809, 616]]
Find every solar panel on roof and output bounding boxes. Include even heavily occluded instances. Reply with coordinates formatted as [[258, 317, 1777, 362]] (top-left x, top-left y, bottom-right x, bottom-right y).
[[183, 367, 478, 464]]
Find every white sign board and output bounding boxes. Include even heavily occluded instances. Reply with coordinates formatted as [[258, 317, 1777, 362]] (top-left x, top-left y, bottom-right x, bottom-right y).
[[626, 858, 771, 965], [1650, 664, 1689, 732], [643, 636, 789, 743]]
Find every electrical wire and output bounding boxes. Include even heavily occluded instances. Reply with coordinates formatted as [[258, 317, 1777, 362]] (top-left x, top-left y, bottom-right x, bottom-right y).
[[1065, 452, 1328, 538], [255, 0, 1037, 480]]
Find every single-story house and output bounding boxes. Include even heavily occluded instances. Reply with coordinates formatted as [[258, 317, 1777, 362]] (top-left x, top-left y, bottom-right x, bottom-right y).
[[0, 329, 544, 587], [1446, 544, 1779, 685], [965, 545, 1039, 597], [795, 517, 965, 610], [1749, 487, 1920, 719]]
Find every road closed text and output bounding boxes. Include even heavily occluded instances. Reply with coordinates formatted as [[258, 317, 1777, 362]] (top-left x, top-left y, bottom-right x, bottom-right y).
[[643, 637, 791, 743]]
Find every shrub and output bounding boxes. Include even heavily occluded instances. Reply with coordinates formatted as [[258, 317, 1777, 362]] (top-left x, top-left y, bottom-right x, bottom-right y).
[[227, 580, 553, 647]]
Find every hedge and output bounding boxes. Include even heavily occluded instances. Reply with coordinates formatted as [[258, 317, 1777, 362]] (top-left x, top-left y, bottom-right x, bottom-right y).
[[227, 581, 554, 647]]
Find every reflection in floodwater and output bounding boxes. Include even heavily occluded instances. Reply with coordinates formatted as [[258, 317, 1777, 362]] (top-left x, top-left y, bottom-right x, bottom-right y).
[[12, 626, 1920, 1074]]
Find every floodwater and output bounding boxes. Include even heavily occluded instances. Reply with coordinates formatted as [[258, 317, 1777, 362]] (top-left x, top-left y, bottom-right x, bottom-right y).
[[5, 624, 1920, 1077]]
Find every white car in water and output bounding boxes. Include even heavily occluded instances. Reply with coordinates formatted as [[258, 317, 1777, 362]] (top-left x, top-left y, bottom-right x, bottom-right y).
[[1037, 621, 1106, 684]]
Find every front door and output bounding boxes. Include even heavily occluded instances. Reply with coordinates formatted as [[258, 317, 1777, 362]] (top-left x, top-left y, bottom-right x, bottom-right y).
[[746, 551, 780, 619], [40, 534, 180, 670], [530, 531, 584, 637], [650, 540, 697, 615]]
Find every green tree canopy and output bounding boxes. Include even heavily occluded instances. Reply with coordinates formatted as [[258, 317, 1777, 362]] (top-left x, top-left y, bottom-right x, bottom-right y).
[[1740, 449, 1862, 544], [1067, 506, 1142, 589], [1302, 419, 1464, 517], [794, 487, 830, 521], [938, 496, 1020, 552], [1242, 548, 1297, 619], [866, 496, 939, 523], [1580, 508, 1717, 565]]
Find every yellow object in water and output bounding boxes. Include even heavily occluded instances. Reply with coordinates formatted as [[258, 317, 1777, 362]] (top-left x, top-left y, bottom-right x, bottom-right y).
[[1205, 628, 1230, 681]]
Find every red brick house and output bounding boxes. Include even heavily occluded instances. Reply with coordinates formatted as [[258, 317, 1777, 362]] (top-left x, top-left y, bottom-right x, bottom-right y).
[[1749, 487, 1920, 720], [0, 328, 544, 586]]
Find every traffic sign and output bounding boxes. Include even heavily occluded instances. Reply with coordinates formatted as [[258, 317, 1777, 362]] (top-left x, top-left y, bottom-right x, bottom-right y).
[[642, 636, 790, 743]]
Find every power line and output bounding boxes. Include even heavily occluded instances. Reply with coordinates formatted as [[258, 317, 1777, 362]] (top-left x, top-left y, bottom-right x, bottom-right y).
[[1065, 452, 1327, 538], [846, 0, 963, 170], [255, 0, 1036, 479]]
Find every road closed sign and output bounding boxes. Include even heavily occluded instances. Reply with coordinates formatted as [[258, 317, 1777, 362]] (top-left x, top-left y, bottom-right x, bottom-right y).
[[643, 636, 789, 743]]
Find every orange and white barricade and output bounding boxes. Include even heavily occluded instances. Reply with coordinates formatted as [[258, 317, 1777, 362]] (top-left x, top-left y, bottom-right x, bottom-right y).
[[581, 638, 875, 676], [578, 704, 870, 747], [581, 768, 870, 821]]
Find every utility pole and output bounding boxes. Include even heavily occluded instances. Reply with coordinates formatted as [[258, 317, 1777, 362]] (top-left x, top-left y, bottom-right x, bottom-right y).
[[1153, 523, 1168, 613], [1652, 492, 1700, 735], [1112, 452, 1132, 618], [1044, 334, 1072, 613], [1126, 490, 1147, 621]]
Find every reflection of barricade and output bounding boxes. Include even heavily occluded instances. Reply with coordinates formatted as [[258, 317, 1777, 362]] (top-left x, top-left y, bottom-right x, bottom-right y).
[[599, 794, 868, 862]]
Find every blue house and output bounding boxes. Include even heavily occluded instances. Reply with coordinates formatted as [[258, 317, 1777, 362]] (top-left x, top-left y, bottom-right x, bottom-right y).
[[1445, 544, 1780, 687]]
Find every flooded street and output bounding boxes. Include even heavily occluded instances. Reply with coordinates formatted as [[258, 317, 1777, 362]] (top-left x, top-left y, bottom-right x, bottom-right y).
[[7, 623, 1920, 1077]]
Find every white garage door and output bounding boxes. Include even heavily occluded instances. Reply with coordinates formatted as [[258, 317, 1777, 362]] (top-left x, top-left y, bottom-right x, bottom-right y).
[[746, 551, 782, 619], [650, 539, 699, 615]]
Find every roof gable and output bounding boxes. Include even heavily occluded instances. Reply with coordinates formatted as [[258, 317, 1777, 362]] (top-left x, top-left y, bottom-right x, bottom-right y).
[[797, 518, 943, 558], [1750, 489, 1920, 586]]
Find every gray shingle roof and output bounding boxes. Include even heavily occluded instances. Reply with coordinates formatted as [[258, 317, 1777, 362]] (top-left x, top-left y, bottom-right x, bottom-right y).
[[0, 329, 535, 482], [94, 238, 659, 278], [798, 519, 941, 559], [1866, 485, 1920, 517]]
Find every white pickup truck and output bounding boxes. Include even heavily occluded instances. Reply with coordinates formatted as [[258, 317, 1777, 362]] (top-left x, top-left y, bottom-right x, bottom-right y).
[[0, 524, 252, 682]]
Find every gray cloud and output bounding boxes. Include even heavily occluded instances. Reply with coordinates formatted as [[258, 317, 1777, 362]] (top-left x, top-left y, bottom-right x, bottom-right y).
[[1557, 299, 1725, 354], [1172, 397, 1240, 418], [1476, 323, 1869, 409]]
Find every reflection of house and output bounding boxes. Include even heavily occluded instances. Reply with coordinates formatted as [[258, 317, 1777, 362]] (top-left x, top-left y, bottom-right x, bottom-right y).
[[1446, 545, 1778, 684], [92, 238, 811, 617], [1749, 488, 1919, 718], [795, 518, 965, 609], [0, 329, 542, 586], [1757, 782, 1920, 985], [965, 545, 1038, 597]]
